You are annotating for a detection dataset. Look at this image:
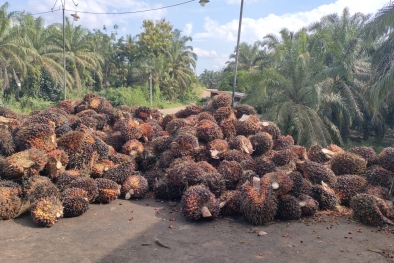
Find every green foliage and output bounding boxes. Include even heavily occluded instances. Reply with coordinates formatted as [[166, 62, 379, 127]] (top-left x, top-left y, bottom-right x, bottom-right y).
[[138, 19, 174, 57], [217, 70, 255, 93], [4, 96, 54, 113]]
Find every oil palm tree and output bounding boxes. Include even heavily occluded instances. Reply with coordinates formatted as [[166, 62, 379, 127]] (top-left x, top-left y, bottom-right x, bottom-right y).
[[258, 28, 339, 147], [227, 41, 269, 72], [0, 2, 36, 90], [52, 17, 104, 91], [308, 8, 372, 141], [17, 14, 73, 96]]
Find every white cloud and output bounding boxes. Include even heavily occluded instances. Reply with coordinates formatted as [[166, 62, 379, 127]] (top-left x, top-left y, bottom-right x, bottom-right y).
[[194, 0, 389, 43], [26, 0, 166, 31], [194, 47, 218, 58], [183, 23, 193, 35]]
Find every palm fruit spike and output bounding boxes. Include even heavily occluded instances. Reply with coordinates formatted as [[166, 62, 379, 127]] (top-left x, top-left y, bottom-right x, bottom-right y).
[[229, 135, 254, 155], [113, 118, 142, 141], [39, 110, 69, 128], [259, 121, 280, 140], [217, 160, 243, 190], [197, 161, 217, 173], [249, 132, 273, 156], [219, 119, 236, 140], [122, 139, 144, 159], [95, 178, 120, 203], [55, 170, 82, 191], [329, 152, 367, 176], [335, 175, 366, 206], [197, 112, 216, 123], [44, 149, 67, 179], [311, 181, 338, 210], [62, 196, 89, 218], [28, 181, 60, 204], [214, 106, 235, 122], [86, 96, 113, 115], [153, 176, 170, 200], [272, 149, 298, 167], [22, 175, 51, 196], [234, 104, 257, 118], [30, 196, 63, 227], [262, 171, 293, 196], [175, 125, 197, 137], [105, 131, 126, 152], [139, 123, 154, 142], [281, 172, 298, 197], [93, 136, 109, 161], [348, 146, 376, 164], [254, 155, 277, 177], [200, 172, 226, 197], [273, 135, 294, 151], [0, 148, 48, 179], [196, 119, 223, 142], [375, 147, 394, 172], [165, 119, 191, 137], [167, 161, 205, 199], [297, 194, 319, 216], [0, 106, 18, 119], [151, 136, 172, 154], [277, 194, 302, 220], [0, 119, 16, 156], [235, 115, 262, 137], [240, 158, 256, 171], [161, 114, 176, 130], [102, 162, 137, 185], [91, 160, 115, 178], [365, 185, 390, 200], [212, 93, 232, 109], [181, 185, 220, 220], [62, 187, 88, 200], [365, 166, 394, 189], [350, 194, 394, 227], [219, 190, 241, 216], [175, 105, 203, 118], [297, 160, 337, 188], [14, 120, 57, 152], [0, 186, 23, 219], [237, 170, 258, 188], [307, 145, 330, 164], [300, 178, 314, 196], [70, 177, 99, 203], [0, 180, 22, 197], [171, 133, 199, 157], [58, 100, 75, 114], [157, 150, 174, 169], [134, 106, 152, 121], [240, 178, 278, 225], [121, 175, 149, 199]]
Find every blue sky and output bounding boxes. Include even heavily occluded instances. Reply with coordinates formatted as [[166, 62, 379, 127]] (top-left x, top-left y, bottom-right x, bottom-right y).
[[10, 0, 391, 74]]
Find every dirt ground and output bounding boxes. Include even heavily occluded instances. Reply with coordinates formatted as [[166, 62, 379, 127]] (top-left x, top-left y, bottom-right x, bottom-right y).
[[1, 197, 394, 263]]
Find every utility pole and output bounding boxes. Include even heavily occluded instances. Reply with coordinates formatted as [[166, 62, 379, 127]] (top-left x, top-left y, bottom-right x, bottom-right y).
[[62, 1, 66, 100], [149, 72, 153, 106], [232, 0, 244, 108]]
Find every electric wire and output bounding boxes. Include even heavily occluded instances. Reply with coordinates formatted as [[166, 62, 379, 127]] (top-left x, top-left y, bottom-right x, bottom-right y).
[[25, 0, 196, 16]]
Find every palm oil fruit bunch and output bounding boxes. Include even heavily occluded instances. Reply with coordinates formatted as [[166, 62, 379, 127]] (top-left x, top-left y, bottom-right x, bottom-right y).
[[181, 185, 220, 221]]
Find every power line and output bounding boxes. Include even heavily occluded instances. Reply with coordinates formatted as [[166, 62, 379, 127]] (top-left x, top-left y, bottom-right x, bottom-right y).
[[26, 0, 196, 16], [28, 9, 61, 16], [66, 0, 196, 14]]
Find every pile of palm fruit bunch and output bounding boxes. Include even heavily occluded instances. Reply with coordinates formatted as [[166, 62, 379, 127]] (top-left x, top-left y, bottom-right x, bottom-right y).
[[1, 93, 394, 228]]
